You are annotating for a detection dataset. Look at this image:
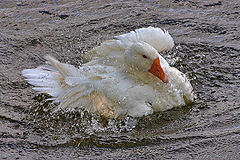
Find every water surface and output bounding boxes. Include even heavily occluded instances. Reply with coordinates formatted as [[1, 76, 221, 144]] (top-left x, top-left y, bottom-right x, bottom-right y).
[[0, 0, 239, 159]]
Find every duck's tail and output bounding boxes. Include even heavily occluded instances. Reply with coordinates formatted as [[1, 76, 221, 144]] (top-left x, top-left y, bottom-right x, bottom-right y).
[[22, 55, 80, 101]]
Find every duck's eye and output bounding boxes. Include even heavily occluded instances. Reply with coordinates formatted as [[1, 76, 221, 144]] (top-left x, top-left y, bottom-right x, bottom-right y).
[[142, 55, 148, 59]]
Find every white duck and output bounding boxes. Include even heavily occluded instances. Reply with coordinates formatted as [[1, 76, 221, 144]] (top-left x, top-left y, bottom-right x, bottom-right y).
[[22, 27, 194, 118]]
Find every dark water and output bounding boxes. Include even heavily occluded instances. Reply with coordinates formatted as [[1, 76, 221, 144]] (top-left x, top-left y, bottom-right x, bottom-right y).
[[0, 0, 239, 159]]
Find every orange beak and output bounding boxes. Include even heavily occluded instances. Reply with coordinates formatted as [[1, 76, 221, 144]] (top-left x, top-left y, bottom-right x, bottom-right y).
[[149, 58, 168, 83]]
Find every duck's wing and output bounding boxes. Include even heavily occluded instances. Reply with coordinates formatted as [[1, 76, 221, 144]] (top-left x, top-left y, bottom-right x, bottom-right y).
[[22, 56, 90, 100], [84, 27, 174, 65], [115, 26, 174, 52], [22, 56, 117, 117], [84, 40, 125, 66]]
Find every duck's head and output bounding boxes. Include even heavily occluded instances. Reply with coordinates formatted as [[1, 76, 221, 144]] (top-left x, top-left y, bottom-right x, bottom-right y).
[[124, 42, 169, 83]]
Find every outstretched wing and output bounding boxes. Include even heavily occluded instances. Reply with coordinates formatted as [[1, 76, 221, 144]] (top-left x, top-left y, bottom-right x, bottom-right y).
[[115, 26, 174, 52], [22, 56, 88, 100], [22, 56, 116, 117], [85, 26, 174, 63]]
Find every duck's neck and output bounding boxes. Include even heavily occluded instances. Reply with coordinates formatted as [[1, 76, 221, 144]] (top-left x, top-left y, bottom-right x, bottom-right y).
[[122, 65, 158, 85]]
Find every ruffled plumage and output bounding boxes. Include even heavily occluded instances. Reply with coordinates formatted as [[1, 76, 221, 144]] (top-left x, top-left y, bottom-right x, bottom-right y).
[[22, 26, 194, 118]]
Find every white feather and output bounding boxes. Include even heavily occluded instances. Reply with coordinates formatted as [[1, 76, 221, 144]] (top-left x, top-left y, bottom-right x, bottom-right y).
[[22, 27, 194, 118], [115, 26, 174, 52]]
